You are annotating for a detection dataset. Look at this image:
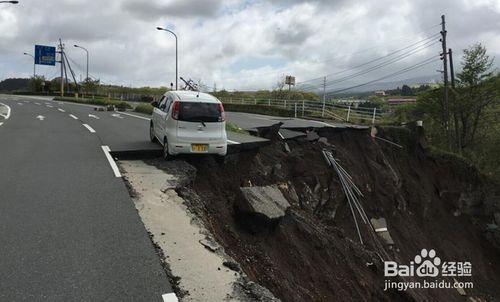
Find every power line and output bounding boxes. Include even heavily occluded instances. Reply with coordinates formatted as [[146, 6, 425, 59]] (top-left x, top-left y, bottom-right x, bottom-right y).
[[325, 56, 440, 96], [299, 39, 440, 92], [295, 33, 440, 88]]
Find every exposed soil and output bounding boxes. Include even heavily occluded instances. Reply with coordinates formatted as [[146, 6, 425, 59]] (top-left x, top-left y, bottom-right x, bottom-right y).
[[171, 125, 500, 301]]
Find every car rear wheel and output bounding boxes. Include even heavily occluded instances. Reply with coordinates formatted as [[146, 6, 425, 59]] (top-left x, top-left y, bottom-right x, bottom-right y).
[[163, 138, 170, 160], [150, 123, 157, 143]]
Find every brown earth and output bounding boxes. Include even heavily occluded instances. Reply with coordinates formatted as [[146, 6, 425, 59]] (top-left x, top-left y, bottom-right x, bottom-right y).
[[172, 125, 500, 302]]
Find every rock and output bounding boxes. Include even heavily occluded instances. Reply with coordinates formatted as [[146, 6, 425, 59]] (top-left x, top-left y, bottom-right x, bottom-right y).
[[318, 137, 331, 146], [237, 185, 291, 221], [199, 238, 220, 252], [222, 261, 241, 272], [306, 130, 320, 142]]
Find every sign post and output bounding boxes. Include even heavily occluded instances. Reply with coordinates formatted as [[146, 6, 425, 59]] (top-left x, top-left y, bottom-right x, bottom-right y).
[[34, 45, 56, 66]]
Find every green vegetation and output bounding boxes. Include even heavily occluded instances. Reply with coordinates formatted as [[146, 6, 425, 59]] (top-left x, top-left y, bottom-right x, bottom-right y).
[[226, 121, 248, 134], [407, 43, 500, 182], [53, 96, 132, 109], [134, 103, 154, 115]]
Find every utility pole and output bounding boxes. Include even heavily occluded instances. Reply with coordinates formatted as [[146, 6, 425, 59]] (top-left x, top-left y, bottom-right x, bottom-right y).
[[321, 76, 326, 117], [440, 15, 451, 148], [448, 47, 460, 151], [58, 39, 65, 97]]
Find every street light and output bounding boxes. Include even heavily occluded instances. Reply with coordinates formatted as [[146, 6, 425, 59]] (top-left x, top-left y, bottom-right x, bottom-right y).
[[74, 44, 89, 82], [23, 52, 35, 78], [0, 1, 19, 4], [23, 52, 35, 92], [157, 26, 178, 90]]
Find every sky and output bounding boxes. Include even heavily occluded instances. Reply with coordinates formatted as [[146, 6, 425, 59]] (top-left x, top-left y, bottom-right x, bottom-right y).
[[0, 0, 499, 93]]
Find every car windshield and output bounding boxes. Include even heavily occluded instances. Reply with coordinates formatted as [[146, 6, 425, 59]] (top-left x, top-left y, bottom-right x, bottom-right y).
[[178, 102, 221, 122]]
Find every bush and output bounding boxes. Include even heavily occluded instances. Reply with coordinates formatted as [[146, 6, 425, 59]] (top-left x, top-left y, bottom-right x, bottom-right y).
[[134, 103, 154, 115]]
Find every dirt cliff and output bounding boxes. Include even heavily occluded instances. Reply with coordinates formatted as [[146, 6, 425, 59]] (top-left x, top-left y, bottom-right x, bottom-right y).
[[176, 125, 500, 301]]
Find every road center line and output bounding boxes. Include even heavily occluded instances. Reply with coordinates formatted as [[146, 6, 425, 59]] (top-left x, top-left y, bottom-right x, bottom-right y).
[[58, 108, 65, 112], [47, 105, 53, 108], [101, 146, 122, 177], [82, 124, 96, 133], [69, 114, 78, 120]]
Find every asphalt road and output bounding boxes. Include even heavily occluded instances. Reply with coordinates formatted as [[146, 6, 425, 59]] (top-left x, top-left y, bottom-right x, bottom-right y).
[[0, 95, 172, 301]]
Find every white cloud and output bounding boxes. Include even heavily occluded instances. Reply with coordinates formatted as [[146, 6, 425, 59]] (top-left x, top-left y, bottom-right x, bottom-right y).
[[0, 0, 499, 92]]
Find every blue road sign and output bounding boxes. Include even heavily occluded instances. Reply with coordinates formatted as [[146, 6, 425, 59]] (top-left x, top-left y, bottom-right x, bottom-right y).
[[35, 45, 56, 66]]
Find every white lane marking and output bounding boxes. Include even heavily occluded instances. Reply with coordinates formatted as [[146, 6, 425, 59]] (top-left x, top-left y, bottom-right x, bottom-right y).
[[82, 124, 96, 133], [0, 103, 11, 119], [35, 102, 41, 105], [227, 139, 241, 145], [36, 115, 45, 121], [111, 113, 124, 119], [58, 108, 66, 112], [69, 114, 78, 120], [120, 111, 151, 121], [162, 293, 179, 302], [0, 122, 3, 126], [17, 102, 23, 106], [47, 105, 53, 108], [89, 114, 100, 119], [101, 146, 122, 178]]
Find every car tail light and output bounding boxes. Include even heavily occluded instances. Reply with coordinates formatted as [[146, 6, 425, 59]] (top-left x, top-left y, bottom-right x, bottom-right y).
[[172, 101, 180, 120], [218, 103, 225, 122]]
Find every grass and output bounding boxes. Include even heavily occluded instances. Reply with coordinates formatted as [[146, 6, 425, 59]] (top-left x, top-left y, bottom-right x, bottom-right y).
[[226, 121, 248, 134], [53, 96, 132, 110]]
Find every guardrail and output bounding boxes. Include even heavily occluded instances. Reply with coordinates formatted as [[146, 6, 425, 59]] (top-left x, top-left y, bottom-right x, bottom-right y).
[[220, 97, 386, 124]]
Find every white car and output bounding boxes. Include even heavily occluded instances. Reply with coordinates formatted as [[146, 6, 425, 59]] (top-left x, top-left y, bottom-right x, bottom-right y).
[[150, 91, 227, 159]]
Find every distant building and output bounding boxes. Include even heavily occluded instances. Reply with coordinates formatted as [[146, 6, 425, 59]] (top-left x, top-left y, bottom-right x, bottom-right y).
[[387, 98, 417, 106], [374, 91, 386, 96]]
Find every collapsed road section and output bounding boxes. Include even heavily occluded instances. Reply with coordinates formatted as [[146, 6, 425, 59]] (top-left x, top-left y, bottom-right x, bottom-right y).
[[120, 124, 500, 302]]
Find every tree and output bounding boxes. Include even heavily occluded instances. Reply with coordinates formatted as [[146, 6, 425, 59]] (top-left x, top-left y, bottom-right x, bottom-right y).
[[452, 43, 496, 150], [401, 84, 413, 96]]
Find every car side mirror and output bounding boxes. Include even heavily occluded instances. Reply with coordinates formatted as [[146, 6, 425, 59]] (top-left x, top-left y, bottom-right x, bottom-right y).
[[151, 100, 159, 108]]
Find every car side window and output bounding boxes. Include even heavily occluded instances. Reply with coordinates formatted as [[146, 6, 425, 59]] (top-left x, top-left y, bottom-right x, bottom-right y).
[[164, 96, 173, 113], [158, 96, 167, 110]]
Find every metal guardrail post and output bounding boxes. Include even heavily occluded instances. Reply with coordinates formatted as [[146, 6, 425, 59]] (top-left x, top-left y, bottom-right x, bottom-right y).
[[294, 102, 297, 118], [347, 106, 351, 122], [302, 100, 305, 116], [284, 99, 287, 109], [268, 99, 271, 106], [254, 98, 257, 105], [372, 108, 377, 124]]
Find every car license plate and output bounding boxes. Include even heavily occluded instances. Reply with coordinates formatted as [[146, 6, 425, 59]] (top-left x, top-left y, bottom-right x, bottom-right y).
[[191, 144, 208, 152]]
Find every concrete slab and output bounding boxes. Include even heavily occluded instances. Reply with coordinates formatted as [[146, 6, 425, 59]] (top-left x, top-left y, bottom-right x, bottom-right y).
[[238, 185, 291, 220]]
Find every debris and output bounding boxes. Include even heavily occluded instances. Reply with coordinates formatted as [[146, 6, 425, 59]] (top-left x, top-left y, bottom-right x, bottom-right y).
[[199, 238, 220, 252], [237, 185, 291, 221], [306, 130, 320, 142], [222, 261, 241, 272], [283, 142, 291, 153], [370, 218, 395, 245], [318, 137, 331, 146], [454, 278, 467, 296]]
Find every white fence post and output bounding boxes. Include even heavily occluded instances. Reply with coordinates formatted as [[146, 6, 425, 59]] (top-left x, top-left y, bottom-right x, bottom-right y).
[[347, 106, 351, 122], [294, 102, 297, 118], [268, 99, 271, 106], [302, 100, 305, 116], [284, 99, 287, 109], [372, 107, 377, 124], [254, 98, 257, 105]]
